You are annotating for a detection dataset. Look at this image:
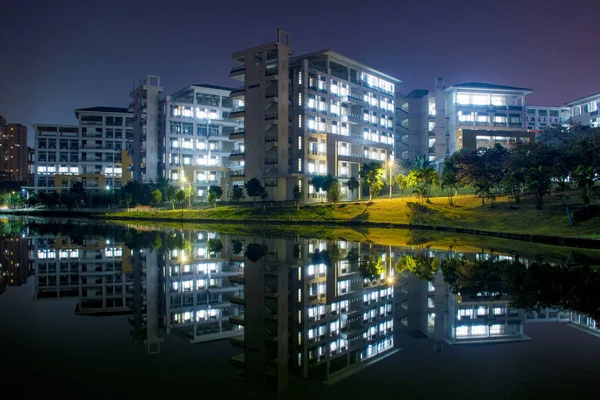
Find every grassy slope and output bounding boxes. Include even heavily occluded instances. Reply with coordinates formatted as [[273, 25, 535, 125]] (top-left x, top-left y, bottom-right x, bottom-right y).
[[108, 193, 600, 239]]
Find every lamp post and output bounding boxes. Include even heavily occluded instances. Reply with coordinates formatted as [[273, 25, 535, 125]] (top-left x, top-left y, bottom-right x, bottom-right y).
[[388, 160, 394, 199], [180, 174, 191, 208]]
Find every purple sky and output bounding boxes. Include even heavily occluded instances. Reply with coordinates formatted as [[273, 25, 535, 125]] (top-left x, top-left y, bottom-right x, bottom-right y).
[[2, 0, 600, 143]]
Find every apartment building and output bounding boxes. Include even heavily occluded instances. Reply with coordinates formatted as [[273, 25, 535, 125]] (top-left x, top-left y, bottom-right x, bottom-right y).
[[446, 82, 534, 154], [229, 30, 398, 202], [0, 115, 28, 182], [160, 84, 243, 198], [525, 105, 570, 131], [32, 107, 133, 192], [565, 91, 600, 127], [228, 236, 395, 393]]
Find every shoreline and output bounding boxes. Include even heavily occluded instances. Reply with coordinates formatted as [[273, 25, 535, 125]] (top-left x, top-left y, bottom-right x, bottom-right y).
[[2, 208, 598, 249]]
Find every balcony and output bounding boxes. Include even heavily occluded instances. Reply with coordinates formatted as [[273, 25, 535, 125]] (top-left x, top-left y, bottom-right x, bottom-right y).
[[264, 136, 278, 143], [396, 121, 409, 131], [229, 131, 245, 141], [265, 93, 278, 103], [347, 93, 367, 105], [428, 130, 435, 137], [229, 150, 245, 161], [230, 170, 245, 178], [230, 87, 244, 99], [265, 112, 278, 121], [229, 108, 245, 120], [348, 113, 363, 124], [264, 159, 278, 165], [428, 147, 436, 154], [230, 65, 245, 80]]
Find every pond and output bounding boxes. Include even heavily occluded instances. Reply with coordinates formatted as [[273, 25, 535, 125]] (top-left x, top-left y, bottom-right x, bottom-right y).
[[1, 217, 599, 399]]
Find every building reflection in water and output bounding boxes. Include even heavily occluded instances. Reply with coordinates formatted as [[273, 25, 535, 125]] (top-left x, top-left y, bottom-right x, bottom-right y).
[[32, 236, 133, 315], [0, 231, 32, 295], [19, 224, 600, 393], [228, 237, 396, 393]]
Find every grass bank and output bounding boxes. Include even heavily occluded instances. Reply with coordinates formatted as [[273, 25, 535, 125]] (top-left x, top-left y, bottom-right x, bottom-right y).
[[105, 192, 600, 242]]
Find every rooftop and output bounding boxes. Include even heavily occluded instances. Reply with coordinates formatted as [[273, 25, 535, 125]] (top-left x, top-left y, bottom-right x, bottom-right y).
[[565, 91, 600, 106], [291, 49, 402, 84], [447, 82, 532, 93], [74, 107, 130, 114], [191, 84, 236, 92]]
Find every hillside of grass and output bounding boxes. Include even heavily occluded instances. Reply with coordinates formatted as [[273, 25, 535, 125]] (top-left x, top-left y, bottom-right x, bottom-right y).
[[106, 192, 600, 240]]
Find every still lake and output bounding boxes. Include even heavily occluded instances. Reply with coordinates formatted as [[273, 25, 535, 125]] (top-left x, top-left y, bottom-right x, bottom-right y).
[[1, 217, 599, 399]]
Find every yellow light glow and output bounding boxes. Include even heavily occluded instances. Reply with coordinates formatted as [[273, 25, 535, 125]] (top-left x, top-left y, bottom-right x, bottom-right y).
[[387, 276, 394, 284]]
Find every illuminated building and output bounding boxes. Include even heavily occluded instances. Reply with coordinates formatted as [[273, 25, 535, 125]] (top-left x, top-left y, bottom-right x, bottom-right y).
[[0, 115, 28, 182], [31, 107, 133, 192], [160, 84, 243, 198], [565, 91, 600, 127], [229, 30, 398, 201]]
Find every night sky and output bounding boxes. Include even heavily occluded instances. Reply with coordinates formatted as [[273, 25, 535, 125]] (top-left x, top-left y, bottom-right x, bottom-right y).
[[2, 0, 600, 144]]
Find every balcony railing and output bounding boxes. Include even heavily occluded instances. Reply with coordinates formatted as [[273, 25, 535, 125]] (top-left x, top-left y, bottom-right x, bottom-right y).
[[230, 150, 245, 156], [265, 136, 277, 142], [264, 159, 278, 165], [231, 65, 245, 73], [265, 113, 278, 120]]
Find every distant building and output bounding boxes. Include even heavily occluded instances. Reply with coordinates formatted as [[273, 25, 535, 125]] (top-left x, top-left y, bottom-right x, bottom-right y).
[[398, 81, 536, 166], [229, 30, 398, 201], [395, 78, 446, 162], [130, 75, 163, 183], [0, 116, 28, 182], [524, 105, 570, 131], [565, 91, 600, 127], [31, 107, 133, 192], [445, 82, 534, 155]]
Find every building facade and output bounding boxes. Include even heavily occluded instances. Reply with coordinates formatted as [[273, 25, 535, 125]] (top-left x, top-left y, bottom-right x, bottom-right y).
[[396, 78, 447, 163], [32, 107, 133, 192], [130, 75, 163, 183], [229, 30, 398, 202], [524, 105, 569, 131], [565, 91, 600, 127], [160, 84, 243, 199], [445, 82, 534, 154], [0, 116, 28, 182]]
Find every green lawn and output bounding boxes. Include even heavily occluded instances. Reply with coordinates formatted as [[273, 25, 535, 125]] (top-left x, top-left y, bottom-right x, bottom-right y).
[[107, 191, 600, 239]]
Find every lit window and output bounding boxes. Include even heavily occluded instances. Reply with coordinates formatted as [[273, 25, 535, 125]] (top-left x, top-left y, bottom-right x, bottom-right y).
[[298, 114, 302, 128], [298, 136, 302, 150], [298, 71, 302, 85], [297, 288, 302, 302], [298, 93, 302, 106], [298, 158, 302, 172]]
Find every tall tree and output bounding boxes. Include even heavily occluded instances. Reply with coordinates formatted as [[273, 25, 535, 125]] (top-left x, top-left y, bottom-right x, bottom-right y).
[[207, 185, 222, 208], [231, 185, 245, 204], [292, 184, 302, 210], [151, 189, 162, 205], [245, 178, 264, 205], [359, 162, 385, 201], [327, 180, 340, 205], [345, 177, 359, 200]]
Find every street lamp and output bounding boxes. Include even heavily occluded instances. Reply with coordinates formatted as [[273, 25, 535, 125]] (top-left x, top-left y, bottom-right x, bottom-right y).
[[388, 160, 394, 199], [180, 174, 191, 208]]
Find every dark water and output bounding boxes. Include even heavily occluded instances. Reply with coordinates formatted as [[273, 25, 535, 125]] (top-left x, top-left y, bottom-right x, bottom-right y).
[[1, 217, 599, 399]]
